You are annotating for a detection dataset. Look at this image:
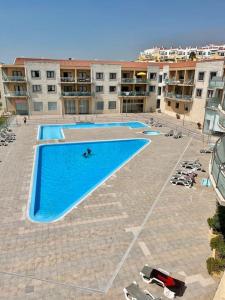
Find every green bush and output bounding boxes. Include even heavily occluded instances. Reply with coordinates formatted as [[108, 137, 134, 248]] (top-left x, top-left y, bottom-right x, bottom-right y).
[[206, 257, 224, 275], [208, 215, 221, 232], [210, 235, 225, 258]]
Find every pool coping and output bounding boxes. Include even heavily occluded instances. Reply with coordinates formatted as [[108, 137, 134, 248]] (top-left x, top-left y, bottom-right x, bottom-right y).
[[37, 121, 149, 141], [27, 138, 151, 223]]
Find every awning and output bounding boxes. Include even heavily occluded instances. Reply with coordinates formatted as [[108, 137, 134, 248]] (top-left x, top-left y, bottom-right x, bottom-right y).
[[137, 72, 146, 76]]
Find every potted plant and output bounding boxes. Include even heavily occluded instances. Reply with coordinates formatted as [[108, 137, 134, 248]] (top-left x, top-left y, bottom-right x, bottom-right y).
[[197, 122, 202, 129]]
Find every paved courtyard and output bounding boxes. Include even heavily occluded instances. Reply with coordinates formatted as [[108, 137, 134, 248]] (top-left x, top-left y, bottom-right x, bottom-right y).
[[0, 115, 220, 299]]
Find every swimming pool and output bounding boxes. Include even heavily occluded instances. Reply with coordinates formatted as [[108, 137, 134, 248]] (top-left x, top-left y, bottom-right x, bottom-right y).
[[29, 138, 150, 222], [38, 121, 148, 140], [143, 130, 161, 136]]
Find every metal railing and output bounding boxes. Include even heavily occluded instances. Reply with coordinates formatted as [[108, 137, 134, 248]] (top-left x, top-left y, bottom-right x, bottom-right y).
[[121, 78, 150, 84], [206, 97, 221, 109], [165, 93, 193, 101], [165, 78, 194, 85], [3, 76, 26, 82], [209, 76, 225, 89], [5, 91, 28, 97], [120, 91, 150, 96], [60, 77, 75, 82], [77, 78, 91, 83], [62, 91, 92, 96]]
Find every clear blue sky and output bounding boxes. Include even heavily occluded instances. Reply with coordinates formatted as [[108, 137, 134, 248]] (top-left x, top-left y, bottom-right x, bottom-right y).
[[1, 0, 225, 63]]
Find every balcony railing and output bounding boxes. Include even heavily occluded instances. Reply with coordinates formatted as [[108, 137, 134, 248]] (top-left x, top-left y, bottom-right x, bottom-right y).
[[121, 78, 149, 84], [60, 77, 75, 82], [62, 91, 92, 96], [3, 75, 26, 82], [165, 93, 193, 101], [5, 91, 28, 97], [77, 78, 91, 83], [209, 76, 225, 89], [165, 78, 194, 85], [120, 91, 150, 96], [206, 97, 221, 110]]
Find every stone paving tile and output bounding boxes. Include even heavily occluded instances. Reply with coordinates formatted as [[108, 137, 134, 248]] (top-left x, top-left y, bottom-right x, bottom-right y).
[[0, 117, 219, 299]]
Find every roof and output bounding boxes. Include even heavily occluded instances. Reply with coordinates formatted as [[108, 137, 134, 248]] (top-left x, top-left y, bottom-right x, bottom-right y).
[[12, 57, 225, 70]]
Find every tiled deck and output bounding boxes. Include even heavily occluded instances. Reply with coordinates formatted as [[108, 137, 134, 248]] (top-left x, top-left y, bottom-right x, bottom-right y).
[[0, 116, 219, 299]]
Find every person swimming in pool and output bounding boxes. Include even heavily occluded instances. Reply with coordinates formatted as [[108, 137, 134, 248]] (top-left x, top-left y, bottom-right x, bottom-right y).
[[83, 152, 88, 158], [87, 148, 92, 155]]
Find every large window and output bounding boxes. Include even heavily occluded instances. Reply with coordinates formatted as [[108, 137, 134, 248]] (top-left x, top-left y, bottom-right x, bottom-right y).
[[196, 88, 202, 98], [158, 87, 162, 95], [96, 85, 103, 93], [108, 101, 116, 109], [198, 72, 205, 81], [96, 72, 104, 80], [32, 85, 41, 92], [175, 102, 179, 109], [109, 73, 117, 80], [31, 70, 40, 78], [48, 102, 57, 111], [149, 85, 155, 92], [46, 71, 55, 79], [210, 72, 217, 80], [207, 89, 214, 98], [96, 101, 104, 110], [149, 73, 157, 80], [47, 85, 56, 92], [33, 102, 43, 112]]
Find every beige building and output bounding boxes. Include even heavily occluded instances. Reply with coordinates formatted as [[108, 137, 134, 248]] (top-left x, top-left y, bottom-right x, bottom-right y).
[[0, 57, 225, 133]]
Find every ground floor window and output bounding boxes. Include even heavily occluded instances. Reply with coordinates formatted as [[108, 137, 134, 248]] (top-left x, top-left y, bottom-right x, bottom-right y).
[[48, 102, 57, 111], [96, 101, 104, 110], [79, 99, 89, 114], [33, 102, 43, 112], [175, 102, 179, 109], [156, 99, 161, 109], [122, 99, 144, 113], [15, 102, 28, 115], [64, 100, 76, 114], [108, 101, 116, 109]]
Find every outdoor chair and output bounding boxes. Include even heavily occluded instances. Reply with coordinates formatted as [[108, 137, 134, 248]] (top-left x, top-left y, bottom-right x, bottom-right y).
[[123, 281, 161, 300]]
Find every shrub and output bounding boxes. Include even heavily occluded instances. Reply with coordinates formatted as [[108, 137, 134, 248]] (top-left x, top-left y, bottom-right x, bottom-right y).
[[208, 215, 221, 233], [210, 235, 225, 258], [206, 257, 224, 274]]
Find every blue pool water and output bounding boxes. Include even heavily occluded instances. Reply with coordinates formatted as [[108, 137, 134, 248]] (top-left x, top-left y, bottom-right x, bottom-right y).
[[143, 130, 161, 136], [38, 122, 148, 140], [29, 138, 150, 222]]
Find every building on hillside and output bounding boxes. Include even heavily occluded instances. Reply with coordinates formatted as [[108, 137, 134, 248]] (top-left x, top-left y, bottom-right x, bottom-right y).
[[0, 57, 225, 136], [138, 44, 225, 62]]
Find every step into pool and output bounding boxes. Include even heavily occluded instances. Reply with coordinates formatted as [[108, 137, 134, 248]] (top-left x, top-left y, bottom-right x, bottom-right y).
[[38, 121, 148, 140], [29, 138, 150, 222]]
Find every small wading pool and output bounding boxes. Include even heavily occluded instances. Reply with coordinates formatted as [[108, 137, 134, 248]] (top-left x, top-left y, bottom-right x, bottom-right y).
[[38, 121, 148, 141], [29, 138, 150, 223], [143, 130, 161, 136]]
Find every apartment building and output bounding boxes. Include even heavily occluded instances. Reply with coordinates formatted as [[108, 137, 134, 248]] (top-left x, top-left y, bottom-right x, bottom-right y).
[[0, 57, 225, 134]]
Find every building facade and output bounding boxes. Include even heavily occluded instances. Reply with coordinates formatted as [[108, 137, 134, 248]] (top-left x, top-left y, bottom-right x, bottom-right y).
[[0, 57, 225, 133]]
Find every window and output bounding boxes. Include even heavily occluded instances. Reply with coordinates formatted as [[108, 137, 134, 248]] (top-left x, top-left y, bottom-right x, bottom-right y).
[[210, 72, 217, 80], [109, 86, 116, 93], [33, 102, 43, 112], [108, 101, 116, 109], [167, 101, 171, 106], [198, 72, 205, 81], [48, 102, 57, 111], [163, 73, 167, 79], [207, 89, 214, 98], [109, 73, 117, 80], [175, 102, 179, 109], [158, 75, 163, 83], [31, 70, 40, 78], [32, 85, 41, 92], [149, 73, 157, 80], [149, 85, 156, 92], [96, 101, 104, 110], [156, 99, 161, 109], [47, 85, 56, 92], [184, 104, 189, 112], [96, 86, 103, 93], [158, 87, 162, 95], [13, 71, 22, 77], [46, 71, 55, 79], [96, 72, 104, 80], [196, 88, 202, 98]]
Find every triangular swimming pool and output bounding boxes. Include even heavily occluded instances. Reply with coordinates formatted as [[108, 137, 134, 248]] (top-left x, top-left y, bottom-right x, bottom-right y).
[[29, 139, 150, 222]]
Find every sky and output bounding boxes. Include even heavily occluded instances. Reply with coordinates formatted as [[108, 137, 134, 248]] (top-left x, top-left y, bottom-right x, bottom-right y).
[[1, 0, 225, 63]]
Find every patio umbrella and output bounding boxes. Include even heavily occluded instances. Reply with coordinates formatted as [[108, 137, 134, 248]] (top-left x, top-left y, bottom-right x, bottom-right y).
[[137, 72, 146, 76]]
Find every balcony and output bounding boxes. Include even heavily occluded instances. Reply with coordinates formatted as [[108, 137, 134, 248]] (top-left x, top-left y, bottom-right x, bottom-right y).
[[77, 78, 91, 83], [62, 91, 92, 97], [119, 91, 150, 97], [5, 91, 28, 97], [165, 92, 193, 102], [3, 75, 26, 82], [121, 78, 149, 84], [60, 77, 75, 83], [209, 76, 225, 89], [206, 97, 221, 110]]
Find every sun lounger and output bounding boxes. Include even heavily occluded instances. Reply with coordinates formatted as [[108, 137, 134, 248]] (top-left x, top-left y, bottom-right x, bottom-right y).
[[165, 130, 174, 137], [140, 265, 186, 299], [173, 131, 182, 139], [123, 282, 161, 300]]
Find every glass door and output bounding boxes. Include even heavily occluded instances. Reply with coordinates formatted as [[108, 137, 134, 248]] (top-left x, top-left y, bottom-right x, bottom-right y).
[[64, 100, 76, 114], [79, 99, 89, 114]]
